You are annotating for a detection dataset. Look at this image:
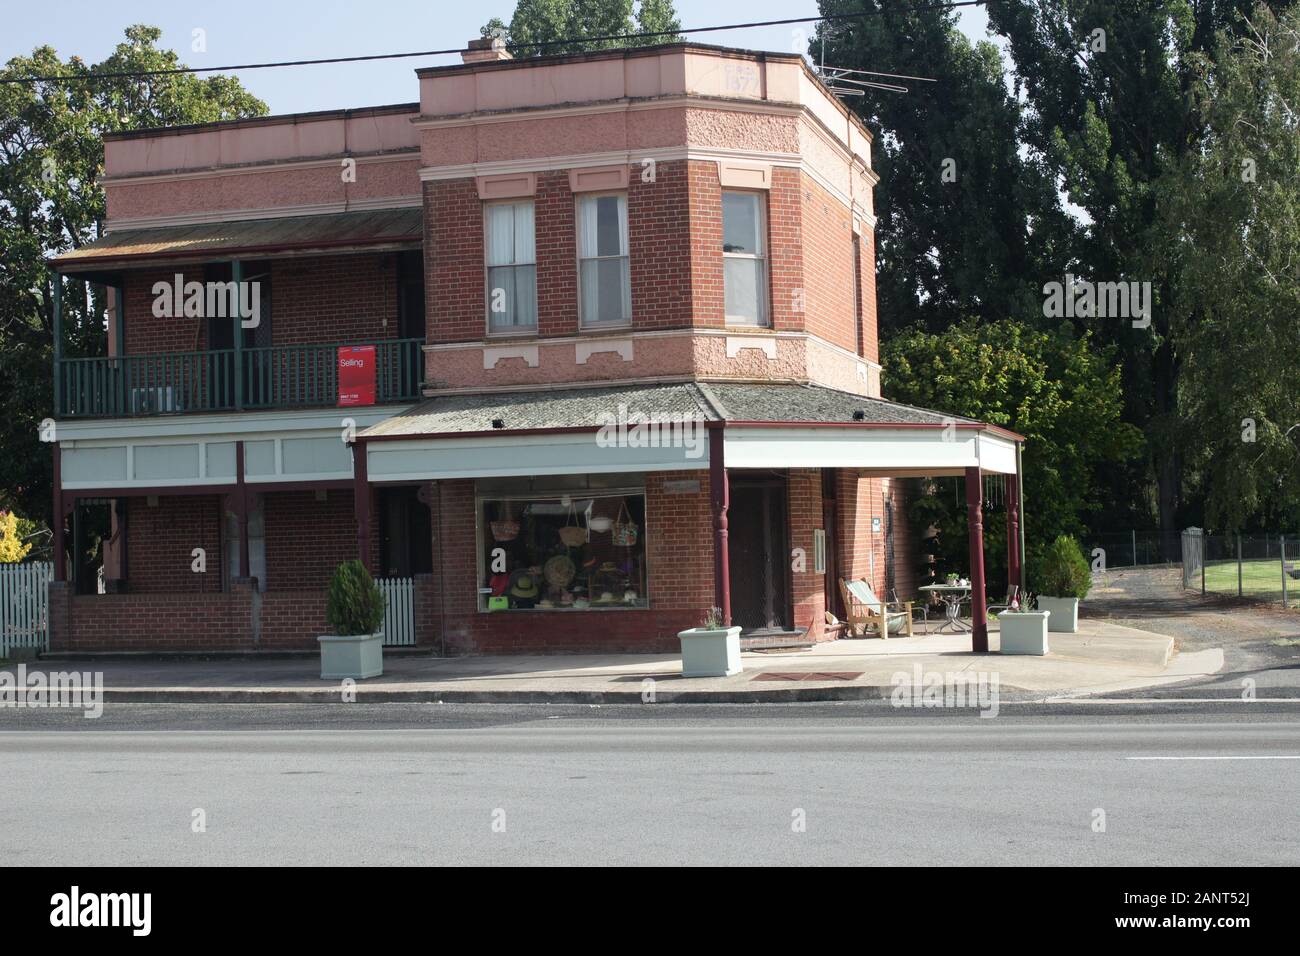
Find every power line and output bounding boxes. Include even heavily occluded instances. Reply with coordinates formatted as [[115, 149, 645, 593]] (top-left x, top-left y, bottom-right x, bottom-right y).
[[0, 1, 998, 85]]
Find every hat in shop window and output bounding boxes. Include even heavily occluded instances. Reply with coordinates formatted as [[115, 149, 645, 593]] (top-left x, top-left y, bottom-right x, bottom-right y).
[[508, 569, 540, 600]]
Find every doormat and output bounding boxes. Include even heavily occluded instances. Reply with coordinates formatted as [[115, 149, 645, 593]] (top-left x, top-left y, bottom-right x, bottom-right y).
[[751, 671, 864, 682]]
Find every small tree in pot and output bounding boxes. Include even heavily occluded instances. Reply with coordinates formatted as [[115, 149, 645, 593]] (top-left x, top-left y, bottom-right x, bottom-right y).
[[319, 560, 387, 679], [1033, 535, 1091, 633]]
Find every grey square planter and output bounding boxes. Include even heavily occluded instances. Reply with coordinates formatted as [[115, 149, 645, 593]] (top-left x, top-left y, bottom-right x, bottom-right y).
[[677, 626, 743, 677], [318, 632, 384, 679], [1036, 596, 1079, 632], [998, 611, 1049, 655]]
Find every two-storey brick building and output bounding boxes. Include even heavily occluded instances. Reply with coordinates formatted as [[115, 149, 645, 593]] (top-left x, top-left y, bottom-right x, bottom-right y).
[[47, 38, 1024, 655]]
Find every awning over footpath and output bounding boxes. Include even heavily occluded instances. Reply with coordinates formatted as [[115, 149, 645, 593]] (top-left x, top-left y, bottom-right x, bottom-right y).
[[359, 381, 1022, 481], [50, 207, 423, 273]]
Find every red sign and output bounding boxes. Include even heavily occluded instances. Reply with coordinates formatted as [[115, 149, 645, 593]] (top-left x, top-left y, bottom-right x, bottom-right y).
[[337, 345, 376, 407]]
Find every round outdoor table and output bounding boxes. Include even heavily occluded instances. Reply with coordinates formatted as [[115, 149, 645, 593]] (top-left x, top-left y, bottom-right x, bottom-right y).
[[918, 583, 972, 633]]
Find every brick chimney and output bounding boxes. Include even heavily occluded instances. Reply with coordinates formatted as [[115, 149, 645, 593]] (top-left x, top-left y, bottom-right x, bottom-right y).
[[462, 36, 512, 64]]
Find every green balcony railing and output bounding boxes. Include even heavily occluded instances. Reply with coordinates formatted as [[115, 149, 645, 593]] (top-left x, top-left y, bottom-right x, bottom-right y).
[[57, 338, 424, 418]]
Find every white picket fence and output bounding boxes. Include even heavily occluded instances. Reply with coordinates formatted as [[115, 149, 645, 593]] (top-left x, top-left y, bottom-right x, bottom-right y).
[[376, 576, 416, 646], [1, 562, 53, 656]]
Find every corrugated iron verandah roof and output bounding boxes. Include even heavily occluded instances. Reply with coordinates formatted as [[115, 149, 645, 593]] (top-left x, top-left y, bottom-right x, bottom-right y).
[[50, 207, 422, 272]]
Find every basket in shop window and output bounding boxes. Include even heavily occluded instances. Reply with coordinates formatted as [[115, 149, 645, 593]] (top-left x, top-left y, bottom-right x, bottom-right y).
[[490, 503, 520, 542], [611, 501, 639, 547], [558, 501, 588, 547]]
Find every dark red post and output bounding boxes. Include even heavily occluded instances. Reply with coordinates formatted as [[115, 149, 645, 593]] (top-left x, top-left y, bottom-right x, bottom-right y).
[[352, 439, 372, 572], [52, 442, 65, 582], [965, 466, 988, 652], [1006, 473, 1021, 599], [235, 441, 251, 580], [709, 426, 731, 626]]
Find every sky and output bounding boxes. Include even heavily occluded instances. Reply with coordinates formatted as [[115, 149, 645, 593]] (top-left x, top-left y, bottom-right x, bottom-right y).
[[3, 0, 992, 116]]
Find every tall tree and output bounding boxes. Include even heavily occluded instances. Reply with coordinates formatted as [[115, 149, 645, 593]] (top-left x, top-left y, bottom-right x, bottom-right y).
[[814, 0, 1076, 336], [0, 25, 266, 526], [883, 318, 1142, 580], [1159, 5, 1300, 530], [986, 0, 1298, 539], [483, 0, 682, 55]]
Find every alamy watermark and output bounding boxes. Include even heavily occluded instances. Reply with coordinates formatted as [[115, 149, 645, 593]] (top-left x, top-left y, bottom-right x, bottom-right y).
[[1042, 273, 1151, 328], [595, 403, 707, 459], [890, 663, 1000, 717], [0, 664, 104, 718], [151, 273, 260, 328]]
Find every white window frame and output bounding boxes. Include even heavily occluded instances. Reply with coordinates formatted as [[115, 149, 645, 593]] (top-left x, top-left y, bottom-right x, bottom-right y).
[[722, 190, 770, 327], [576, 192, 631, 328], [484, 199, 537, 335]]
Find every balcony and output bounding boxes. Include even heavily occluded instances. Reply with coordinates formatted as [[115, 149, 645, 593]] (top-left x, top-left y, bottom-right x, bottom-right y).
[[56, 338, 424, 419]]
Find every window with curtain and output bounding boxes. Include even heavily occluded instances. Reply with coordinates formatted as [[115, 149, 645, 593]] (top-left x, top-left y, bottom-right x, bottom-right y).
[[722, 191, 769, 326], [577, 193, 631, 327], [485, 201, 537, 332]]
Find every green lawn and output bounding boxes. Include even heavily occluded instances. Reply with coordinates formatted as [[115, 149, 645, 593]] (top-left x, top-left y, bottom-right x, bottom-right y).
[[1201, 558, 1297, 597]]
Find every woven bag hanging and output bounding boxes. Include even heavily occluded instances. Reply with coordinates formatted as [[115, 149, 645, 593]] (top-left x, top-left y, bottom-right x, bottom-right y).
[[611, 500, 639, 547]]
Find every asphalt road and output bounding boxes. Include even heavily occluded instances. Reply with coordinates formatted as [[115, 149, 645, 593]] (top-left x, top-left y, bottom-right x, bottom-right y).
[[2, 704, 1297, 866]]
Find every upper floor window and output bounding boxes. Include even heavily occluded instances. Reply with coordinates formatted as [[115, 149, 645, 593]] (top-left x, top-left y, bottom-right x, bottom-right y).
[[577, 193, 630, 327], [722, 191, 768, 326], [486, 200, 536, 333]]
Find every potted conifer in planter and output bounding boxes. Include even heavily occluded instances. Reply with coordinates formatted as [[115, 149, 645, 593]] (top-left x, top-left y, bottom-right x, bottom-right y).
[[677, 607, 743, 678], [1034, 535, 1092, 633], [318, 560, 387, 679]]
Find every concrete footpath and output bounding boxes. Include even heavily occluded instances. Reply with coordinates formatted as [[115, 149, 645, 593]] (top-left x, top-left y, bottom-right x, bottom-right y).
[[25, 619, 1225, 703]]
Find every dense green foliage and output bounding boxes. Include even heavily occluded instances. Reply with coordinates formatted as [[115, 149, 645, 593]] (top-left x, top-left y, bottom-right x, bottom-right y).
[[1034, 535, 1093, 599], [885, 319, 1140, 582], [325, 561, 387, 636], [482, 0, 681, 55], [818, 0, 1300, 540], [0, 26, 266, 530]]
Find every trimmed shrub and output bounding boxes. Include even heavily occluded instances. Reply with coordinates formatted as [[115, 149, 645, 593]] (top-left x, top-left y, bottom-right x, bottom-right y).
[[1034, 535, 1092, 599], [325, 560, 386, 636]]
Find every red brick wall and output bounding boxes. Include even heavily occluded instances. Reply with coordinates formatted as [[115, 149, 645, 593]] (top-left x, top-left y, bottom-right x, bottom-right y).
[[425, 472, 714, 654], [262, 489, 376, 590], [424, 177, 486, 343], [687, 160, 725, 327], [833, 472, 919, 603], [768, 166, 805, 334], [123, 267, 211, 354], [50, 584, 254, 651], [629, 160, 693, 330], [885, 478, 919, 600], [799, 175, 857, 353], [268, 254, 399, 345], [787, 468, 825, 641], [856, 225, 880, 364], [535, 170, 579, 337], [125, 495, 224, 593], [122, 254, 400, 354]]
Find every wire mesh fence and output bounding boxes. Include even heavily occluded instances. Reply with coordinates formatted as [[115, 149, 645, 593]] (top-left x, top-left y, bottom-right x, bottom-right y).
[[1082, 531, 1184, 570], [1181, 529, 1297, 606]]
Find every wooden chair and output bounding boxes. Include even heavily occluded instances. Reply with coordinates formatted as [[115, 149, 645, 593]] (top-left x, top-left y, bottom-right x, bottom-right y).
[[839, 579, 914, 639]]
